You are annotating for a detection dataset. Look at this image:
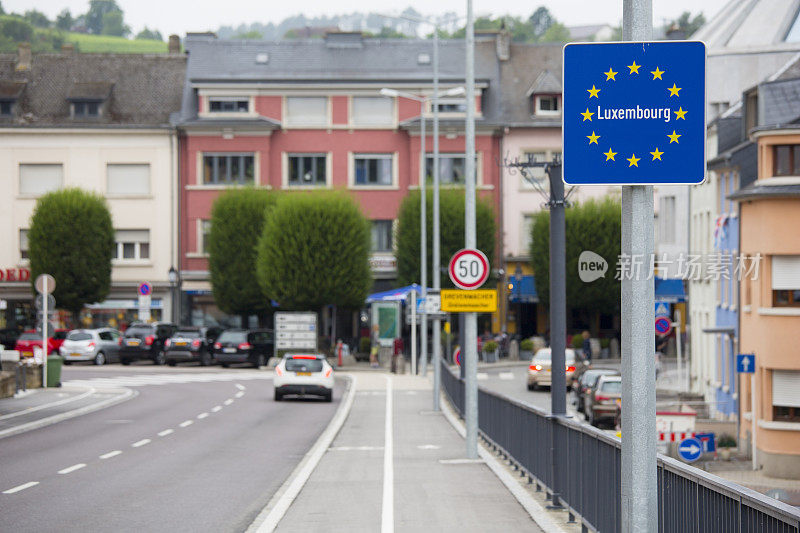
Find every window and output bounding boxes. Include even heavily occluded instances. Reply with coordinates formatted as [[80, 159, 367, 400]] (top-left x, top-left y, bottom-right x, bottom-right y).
[[209, 98, 249, 113], [435, 99, 467, 113], [521, 214, 534, 252], [659, 196, 676, 244], [351, 97, 393, 125], [202, 154, 255, 185], [425, 154, 476, 184], [0, 100, 13, 116], [288, 154, 327, 186], [371, 220, 393, 252], [773, 145, 800, 176], [19, 164, 63, 195], [354, 154, 393, 186], [772, 255, 800, 307], [200, 220, 211, 255], [773, 370, 800, 422], [73, 101, 100, 117], [114, 230, 150, 261], [533, 95, 560, 115], [286, 97, 327, 126], [107, 164, 150, 195], [19, 229, 28, 260]]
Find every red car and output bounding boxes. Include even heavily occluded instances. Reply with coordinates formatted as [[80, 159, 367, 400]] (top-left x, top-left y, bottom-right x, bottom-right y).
[[14, 329, 69, 358]]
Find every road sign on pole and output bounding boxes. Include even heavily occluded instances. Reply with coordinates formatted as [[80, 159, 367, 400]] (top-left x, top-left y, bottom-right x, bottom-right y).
[[35, 274, 55, 295], [655, 302, 670, 317], [35, 274, 55, 388], [654, 316, 672, 336], [677, 437, 703, 463], [736, 353, 755, 374], [448, 248, 490, 290]]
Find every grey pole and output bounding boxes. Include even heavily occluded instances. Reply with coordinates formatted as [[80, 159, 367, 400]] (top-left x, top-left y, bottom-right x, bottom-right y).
[[548, 161, 566, 506], [432, 23, 442, 409], [464, 0, 478, 459], [420, 103, 428, 376], [621, 1, 657, 532]]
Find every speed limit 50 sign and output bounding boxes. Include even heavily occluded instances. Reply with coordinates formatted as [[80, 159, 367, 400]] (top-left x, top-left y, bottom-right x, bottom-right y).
[[448, 248, 490, 290]]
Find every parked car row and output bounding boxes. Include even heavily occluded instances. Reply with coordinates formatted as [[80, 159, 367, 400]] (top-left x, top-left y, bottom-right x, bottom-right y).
[[9, 322, 275, 368]]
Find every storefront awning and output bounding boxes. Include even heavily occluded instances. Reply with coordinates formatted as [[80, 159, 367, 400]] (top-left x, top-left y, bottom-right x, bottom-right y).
[[509, 275, 538, 304], [366, 284, 431, 304], [655, 277, 686, 303]]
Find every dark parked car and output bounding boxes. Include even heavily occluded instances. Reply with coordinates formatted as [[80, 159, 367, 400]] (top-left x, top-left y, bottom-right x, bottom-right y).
[[213, 329, 274, 368], [119, 322, 177, 365], [164, 326, 222, 367], [586, 375, 622, 427], [574, 367, 620, 414]]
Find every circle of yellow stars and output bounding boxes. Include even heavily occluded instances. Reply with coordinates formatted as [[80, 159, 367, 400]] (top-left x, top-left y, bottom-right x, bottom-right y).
[[581, 60, 688, 168]]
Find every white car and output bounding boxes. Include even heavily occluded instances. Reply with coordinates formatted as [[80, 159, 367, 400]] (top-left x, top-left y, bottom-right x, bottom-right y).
[[273, 353, 334, 402], [60, 328, 122, 365]]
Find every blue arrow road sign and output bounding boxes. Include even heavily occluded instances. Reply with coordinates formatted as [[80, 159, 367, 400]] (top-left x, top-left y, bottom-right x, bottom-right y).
[[678, 437, 703, 462], [563, 41, 706, 185], [737, 353, 755, 374]]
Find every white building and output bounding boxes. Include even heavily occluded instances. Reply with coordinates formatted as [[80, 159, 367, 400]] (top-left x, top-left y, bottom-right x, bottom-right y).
[[0, 45, 185, 332]]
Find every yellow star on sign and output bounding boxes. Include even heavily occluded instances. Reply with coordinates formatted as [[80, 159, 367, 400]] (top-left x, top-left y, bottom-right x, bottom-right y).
[[627, 154, 640, 167], [650, 148, 664, 161], [668, 130, 681, 143], [668, 83, 682, 97], [587, 85, 601, 98], [675, 107, 687, 120], [604, 67, 617, 81], [651, 66, 664, 80], [603, 148, 617, 161], [581, 108, 594, 122], [587, 131, 600, 144], [628, 61, 641, 74]]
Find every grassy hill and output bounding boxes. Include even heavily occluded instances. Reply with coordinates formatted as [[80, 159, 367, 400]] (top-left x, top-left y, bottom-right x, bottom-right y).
[[64, 32, 168, 53]]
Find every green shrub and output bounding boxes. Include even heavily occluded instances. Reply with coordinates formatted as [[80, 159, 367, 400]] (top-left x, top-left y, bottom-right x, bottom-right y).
[[359, 336, 371, 353], [571, 335, 584, 349], [717, 434, 736, 448], [483, 340, 499, 352], [600, 338, 611, 349], [520, 338, 534, 351]]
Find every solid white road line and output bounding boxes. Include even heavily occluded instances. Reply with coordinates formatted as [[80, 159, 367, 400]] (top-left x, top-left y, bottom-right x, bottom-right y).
[[157, 429, 174, 437], [100, 450, 122, 460], [3, 481, 39, 494], [236, 384, 246, 390], [381, 375, 394, 533], [132, 439, 151, 448], [328, 446, 384, 451], [179, 420, 193, 428], [224, 399, 234, 406], [0, 388, 96, 421], [197, 413, 209, 419], [499, 372, 515, 380], [211, 406, 222, 413], [235, 391, 245, 398], [58, 463, 87, 475]]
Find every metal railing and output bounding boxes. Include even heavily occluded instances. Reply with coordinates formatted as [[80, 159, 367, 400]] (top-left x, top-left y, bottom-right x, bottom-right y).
[[441, 362, 800, 532]]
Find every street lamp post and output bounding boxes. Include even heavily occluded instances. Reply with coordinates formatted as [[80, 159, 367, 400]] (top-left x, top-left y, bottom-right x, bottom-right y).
[[514, 264, 522, 336], [168, 266, 178, 324]]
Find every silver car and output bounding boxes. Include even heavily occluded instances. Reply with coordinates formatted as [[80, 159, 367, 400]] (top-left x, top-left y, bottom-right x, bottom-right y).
[[60, 328, 122, 365]]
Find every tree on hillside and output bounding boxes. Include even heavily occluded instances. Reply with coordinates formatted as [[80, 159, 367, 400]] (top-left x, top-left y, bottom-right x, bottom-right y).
[[55, 9, 74, 31], [208, 188, 276, 325], [233, 30, 263, 39], [528, 6, 553, 39], [28, 188, 115, 323], [529, 198, 621, 329], [85, 0, 124, 35], [23, 10, 50, 28], [101, 10, 129, 37], [539, 22, 570, 43], [256, 191, 371, 310], [0, 17, 33, 42], [136, 27, 163, 41], [396, 188, 496, 288]]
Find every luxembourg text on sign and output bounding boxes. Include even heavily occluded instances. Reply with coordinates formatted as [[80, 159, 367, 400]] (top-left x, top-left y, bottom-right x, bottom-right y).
[[563, 41, 706, 185]]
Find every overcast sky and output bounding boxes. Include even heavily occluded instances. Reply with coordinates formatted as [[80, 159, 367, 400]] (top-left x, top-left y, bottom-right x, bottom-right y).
[[7, 0, 729, 37]]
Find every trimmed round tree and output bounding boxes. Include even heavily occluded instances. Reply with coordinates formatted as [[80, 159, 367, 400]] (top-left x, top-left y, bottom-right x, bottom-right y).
[[28, 187, 115, 323], [256, 191, 371, 310], [396, 188, 496, 288], [208, 187, 276, 324]]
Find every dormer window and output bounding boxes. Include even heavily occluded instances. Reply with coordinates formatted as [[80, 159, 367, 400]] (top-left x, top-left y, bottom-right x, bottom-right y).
[[67, 81, 112, 120], [0, 99, 14, 116], [209, 98, 249, 113], [0, 81, 25, 118], [526, 70, 563, 118], [436, 99, 467, 113], [73, 101, 101, 117], [532, 94, 560, 116]]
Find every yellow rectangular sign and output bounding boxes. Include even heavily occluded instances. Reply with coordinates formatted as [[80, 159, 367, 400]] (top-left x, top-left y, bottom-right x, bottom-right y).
[[440, 289, 498, 313]]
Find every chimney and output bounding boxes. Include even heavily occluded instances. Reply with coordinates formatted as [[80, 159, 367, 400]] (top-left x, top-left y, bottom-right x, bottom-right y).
[[16, 42, 31, 71], [168, 34, 181, 54], [496, 24, 510, 61], [61, 43, 75, 54]]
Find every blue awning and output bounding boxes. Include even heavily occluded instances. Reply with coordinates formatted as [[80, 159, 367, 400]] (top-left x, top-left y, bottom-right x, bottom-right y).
[[509, 275, 538, 304], [366, 284, 431, 304], [655, 277, 686, 303]]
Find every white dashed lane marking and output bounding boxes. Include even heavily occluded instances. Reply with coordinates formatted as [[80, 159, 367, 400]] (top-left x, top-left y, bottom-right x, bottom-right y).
[[99, 450, 122, 460], [499, 372, 515, 380], [158, 429, 174, 437], [197, 413, 209, 419], [179, 420, 193, 428], [211, 406, 222, 413], [235, 391, 245, 398], [132, 439, 151, 448], [3, 482, 39, 494], [58, 463, 86, 475], [477, 373, 489, 380], [224, 399, 234, 406]]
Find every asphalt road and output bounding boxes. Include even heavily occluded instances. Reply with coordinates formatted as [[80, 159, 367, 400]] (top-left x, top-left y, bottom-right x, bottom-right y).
[[0, 365, 344, 533]]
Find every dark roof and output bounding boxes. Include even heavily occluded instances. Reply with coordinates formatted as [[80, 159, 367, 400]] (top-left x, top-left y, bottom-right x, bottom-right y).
[[0, 52, 186, 127], [498, 42, 563, 126], [0, 80, 25, 99], [758, 76, 800, 127], [729, 181, 800, 200]]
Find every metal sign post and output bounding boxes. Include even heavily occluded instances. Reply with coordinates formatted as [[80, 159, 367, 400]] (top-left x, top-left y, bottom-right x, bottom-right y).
[[35, 274, 55, 388], [736, 353, 756, 470], [410, 289, 417, 376]]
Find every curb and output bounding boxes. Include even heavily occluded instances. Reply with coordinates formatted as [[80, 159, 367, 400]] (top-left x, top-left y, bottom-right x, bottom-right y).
[[439, 393, 567, 533], [0, 386, 138, 440], [247, 374, 357, 533]]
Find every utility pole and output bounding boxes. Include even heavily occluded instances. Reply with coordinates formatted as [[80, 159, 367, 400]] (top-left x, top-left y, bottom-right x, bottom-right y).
[[419, 101, 428, 377], [621, 1, 657, 531], [431, 24, 442, 409]]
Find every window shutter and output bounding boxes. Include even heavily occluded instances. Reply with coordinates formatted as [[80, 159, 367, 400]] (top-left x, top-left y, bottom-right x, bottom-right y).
[[773, 370, 800, 407], [771, 256, 800, 290]]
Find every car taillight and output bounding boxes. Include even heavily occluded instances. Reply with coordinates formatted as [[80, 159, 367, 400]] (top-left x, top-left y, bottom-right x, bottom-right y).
[[596, 395, 610, 401], [275, 366, 283, 376], [324, 368, 332, 378], [118, 338, 123, 346], [214, 342, 222, 349], [566, 365, 576, 372], [165, 339, 171, 347], [529, 364, 542, 372], [238, 343, 252, 350], [145, 336, 155, 346], [88, 342, 95, 349], [192, 339, 201, 348]]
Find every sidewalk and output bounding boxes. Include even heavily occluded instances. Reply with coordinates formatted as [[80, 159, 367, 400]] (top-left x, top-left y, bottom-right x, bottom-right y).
[[0, 384, 135, 439], [265, 372, 551, 532]]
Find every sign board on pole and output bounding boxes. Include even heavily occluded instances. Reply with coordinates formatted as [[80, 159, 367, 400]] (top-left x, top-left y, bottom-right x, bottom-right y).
[[563, 41, 706, 185], [736, 353, 755, 374], [440, 289, 498, 313], [275, 312, 317, 353], [454, 346, 462, 366], [655, 302, 670, 317], [695, 432, 716, 453], [448, 249, 490, 290], [137, 282, 152, 297], [655, 316, 672, 336], [35, 274, 55, 294], [677, 437, 703, 462]]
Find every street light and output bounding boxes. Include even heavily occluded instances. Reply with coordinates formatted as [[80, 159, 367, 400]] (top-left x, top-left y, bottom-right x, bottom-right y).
[[168, 266, 178, 324]]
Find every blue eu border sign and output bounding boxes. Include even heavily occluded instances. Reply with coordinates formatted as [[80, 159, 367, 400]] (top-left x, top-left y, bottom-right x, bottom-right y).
[[563, 41, 706, 185]]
